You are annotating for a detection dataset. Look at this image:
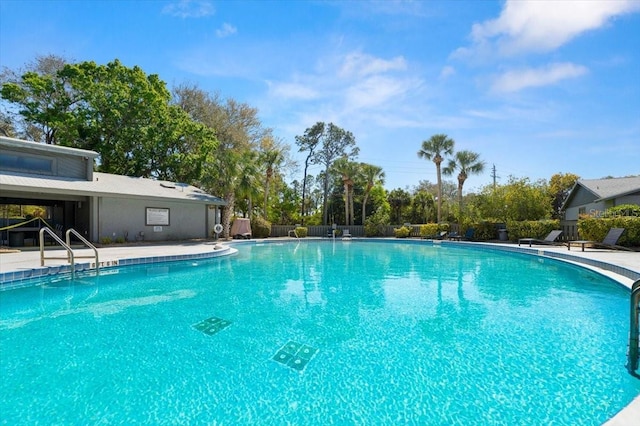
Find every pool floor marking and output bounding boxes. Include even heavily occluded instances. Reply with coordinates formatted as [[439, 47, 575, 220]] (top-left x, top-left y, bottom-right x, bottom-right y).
[[272, 341, 318, 372], [192, 316, 232, 336]]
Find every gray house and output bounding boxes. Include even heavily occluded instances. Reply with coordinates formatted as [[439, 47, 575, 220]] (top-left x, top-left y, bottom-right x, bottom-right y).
[[0, 136, 226, 246], [561, 176, 640, 238]]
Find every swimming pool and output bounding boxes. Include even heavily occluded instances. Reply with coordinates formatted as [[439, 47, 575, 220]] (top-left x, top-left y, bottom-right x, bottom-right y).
[[1, 240, 638, 425]]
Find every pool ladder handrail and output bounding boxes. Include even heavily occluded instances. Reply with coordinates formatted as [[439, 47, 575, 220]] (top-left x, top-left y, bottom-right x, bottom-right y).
[[628, 279, 640, 376], [39, 227, 100, 278]]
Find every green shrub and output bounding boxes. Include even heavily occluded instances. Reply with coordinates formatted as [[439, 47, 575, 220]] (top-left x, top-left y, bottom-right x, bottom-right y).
[[419, 223, 450, 238], [115, 236, 126, 244], [600, 204, 640, 218], [251, 216, 271, 238], [100, 237, 112, 245], [578, 216, 640, 247], [419, 224, 438, 238], [394, 226, 411, 238], [470, 221, 499, 241], [364, 207, 390, 237], [506, 220, 560, 242], [295, 226, 308, 238]]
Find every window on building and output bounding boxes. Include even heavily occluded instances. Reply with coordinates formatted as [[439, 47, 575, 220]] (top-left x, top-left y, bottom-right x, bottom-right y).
[[0, 152, 55, 174]]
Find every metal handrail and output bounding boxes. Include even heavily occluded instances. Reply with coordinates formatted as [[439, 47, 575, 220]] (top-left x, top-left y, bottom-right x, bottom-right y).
[[66, 229, 99, 274], [39, 227, 75, 277], [628, 279, 640, 376]]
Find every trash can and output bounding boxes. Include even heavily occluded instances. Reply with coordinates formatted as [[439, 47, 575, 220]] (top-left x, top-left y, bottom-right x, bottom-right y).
[[498, 229, 508, 241]]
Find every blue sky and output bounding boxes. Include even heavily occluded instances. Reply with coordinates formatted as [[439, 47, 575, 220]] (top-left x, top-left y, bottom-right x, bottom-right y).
[[1, 0, 639, 192]]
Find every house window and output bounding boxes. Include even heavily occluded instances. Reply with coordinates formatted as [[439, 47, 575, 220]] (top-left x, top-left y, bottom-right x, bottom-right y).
[[0, 152, 55, 174], [578, 207, 586, 216]]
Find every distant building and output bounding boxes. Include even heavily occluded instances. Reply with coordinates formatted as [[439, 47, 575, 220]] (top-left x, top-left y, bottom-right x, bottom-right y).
[[562, 176, 640, 221], [0, 136, 226, 246]]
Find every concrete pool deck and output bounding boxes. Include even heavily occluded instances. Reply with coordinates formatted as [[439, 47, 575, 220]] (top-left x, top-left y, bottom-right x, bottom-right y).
[[0, 238, 639, 424]]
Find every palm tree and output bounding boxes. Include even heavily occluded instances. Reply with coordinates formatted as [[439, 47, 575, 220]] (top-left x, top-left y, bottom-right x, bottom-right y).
[[333, 157, 360, 226], [235, 151, 261, 218], [443, 150, 485, 222], [259, 143, 285, 219], [360, 163, 385, 225], [417, 134, 455, 223]]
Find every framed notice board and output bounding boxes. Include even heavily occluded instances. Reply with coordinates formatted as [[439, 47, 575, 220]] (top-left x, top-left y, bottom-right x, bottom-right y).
[[146, 207, 170, 226]]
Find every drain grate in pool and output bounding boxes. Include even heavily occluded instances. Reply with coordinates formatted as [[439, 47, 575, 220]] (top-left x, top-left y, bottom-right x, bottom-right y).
[[272, 341, 318, 372], [192, 317, 232, 336]]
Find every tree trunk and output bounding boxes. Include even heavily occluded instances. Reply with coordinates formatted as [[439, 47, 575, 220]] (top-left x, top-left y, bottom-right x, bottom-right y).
[[264, 170, 271, 219], [322, 165, 329, 225], [457, 174, 466, 223], [301, 156, 311, 224], [361, 193, 368, 225], [435, 155, 443, 223], [221, 192, 235, 239], [343, 181, 349, 225], [349, 184, 355, 226]]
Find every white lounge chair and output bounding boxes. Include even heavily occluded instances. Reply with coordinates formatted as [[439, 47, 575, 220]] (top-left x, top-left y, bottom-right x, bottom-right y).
[[342, 229, 352, 239]]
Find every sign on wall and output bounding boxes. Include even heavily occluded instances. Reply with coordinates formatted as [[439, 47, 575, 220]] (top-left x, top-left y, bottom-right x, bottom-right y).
[[146, 207, 170, 226]]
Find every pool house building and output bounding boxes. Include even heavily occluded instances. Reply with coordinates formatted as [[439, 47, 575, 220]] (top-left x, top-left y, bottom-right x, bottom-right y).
[[0, 136, 226, 246]]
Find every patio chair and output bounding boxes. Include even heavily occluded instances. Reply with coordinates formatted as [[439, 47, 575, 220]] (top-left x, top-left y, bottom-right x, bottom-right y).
[[449, 228, 475, 241], [567, 227, 632, 251], [518, 230, 563, 247], [342, 229, 352, 239]]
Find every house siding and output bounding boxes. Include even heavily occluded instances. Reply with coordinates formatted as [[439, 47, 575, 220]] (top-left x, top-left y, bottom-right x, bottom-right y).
[[615, 194, 640, 206], [96, 197, 208, 242]]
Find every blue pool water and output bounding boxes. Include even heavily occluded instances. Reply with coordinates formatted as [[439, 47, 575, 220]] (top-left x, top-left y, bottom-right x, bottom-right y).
[[1, 240, 638, 425]]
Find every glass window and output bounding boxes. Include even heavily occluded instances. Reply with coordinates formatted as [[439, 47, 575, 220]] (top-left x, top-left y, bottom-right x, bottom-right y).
[[0, 153, 54, 174]]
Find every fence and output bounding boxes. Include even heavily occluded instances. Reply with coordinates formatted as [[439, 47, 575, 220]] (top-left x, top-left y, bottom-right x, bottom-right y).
[[270, 224, 431, 238], [560, 221, 579, 240]]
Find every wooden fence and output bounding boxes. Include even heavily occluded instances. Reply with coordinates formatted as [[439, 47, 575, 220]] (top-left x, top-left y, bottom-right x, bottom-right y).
[[270, 224, 433, 238]]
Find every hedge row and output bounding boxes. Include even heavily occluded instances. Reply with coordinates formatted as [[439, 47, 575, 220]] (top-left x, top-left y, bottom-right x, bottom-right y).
[[505, 220, 561, 241], [578, 217, 640, 247]]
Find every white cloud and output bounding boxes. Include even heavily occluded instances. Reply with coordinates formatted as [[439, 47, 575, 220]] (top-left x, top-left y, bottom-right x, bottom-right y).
[[463, 0, 640, 56], [491, 62, 588, 93], [344, 75, 418, 111], [162, 0, 214, 18], [216, 23, 237, 38], [439, 65, 455, 79], [338, 52, 407, 78], [267, 81, 320, 100]]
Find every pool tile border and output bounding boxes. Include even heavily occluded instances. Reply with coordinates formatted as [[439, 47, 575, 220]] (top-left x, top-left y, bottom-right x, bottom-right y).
[[0, 245, 236, 290]]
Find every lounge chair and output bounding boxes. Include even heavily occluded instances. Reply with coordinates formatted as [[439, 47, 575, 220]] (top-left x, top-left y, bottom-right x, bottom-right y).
[[518, 230, 563, 247], [435, 231, 447, 240], [567, 227, 632, 251], [422, 231, 447, 240], [449, 228, 475, 241], [342, 229, 352, 239]]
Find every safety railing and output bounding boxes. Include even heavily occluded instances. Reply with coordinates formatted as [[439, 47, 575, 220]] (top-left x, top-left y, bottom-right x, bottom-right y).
[[66, 229, 99, 274], [39, 227, 76, 277], [628, 279, 640, 376], [39, 227, 100, 279]]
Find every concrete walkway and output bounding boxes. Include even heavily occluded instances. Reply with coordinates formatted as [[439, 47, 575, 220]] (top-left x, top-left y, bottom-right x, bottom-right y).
[[1, 238, 639, 424]]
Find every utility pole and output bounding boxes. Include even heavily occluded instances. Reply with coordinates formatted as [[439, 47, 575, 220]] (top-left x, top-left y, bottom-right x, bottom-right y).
[[491, 164, 498, 189]]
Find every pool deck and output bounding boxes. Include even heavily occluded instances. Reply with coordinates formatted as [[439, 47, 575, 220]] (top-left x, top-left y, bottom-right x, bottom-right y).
[[0, 238, 639, 424]]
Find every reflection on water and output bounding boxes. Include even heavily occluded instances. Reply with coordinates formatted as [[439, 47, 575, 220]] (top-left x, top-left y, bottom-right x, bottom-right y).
[[0, 241, 637, 426]]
